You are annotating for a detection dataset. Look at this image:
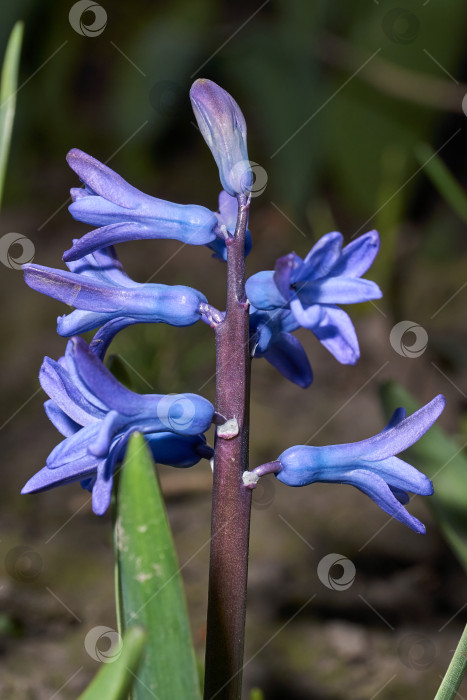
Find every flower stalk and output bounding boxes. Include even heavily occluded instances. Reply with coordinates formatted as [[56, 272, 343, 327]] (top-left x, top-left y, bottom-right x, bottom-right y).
[[203, 194, 252, 700]]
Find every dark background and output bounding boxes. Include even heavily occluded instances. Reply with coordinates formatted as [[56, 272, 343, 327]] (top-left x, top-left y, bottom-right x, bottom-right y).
[[1, 1, 467, 698]]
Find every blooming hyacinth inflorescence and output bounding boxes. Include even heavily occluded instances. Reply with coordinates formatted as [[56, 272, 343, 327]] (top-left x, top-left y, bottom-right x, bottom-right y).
[[247, 395, 445, 533], [246, 230, 382, 366], [21, 338, 214, 515]]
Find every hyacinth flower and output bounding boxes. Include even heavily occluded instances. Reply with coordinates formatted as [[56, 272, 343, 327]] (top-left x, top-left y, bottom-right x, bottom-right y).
[[190, 78, 253, 197], [23, 245, 208, 351], [208, 189, 252, 261], [246, 230, 382, 365], [249, 306, 312, 388], [246, 395, 445, 534], [21, 337, 215, 515], [62, 148, 219, 261]]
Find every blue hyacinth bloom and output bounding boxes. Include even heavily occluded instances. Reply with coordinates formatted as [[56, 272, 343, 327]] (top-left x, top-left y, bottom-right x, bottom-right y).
[[249, 307, 312, 388], [23, 246, 207, 343], [208, 190, 252, 261], [190, 79, 253, 197], [63, 149, 218, 261], [246, 230, 382, 365], [21, 337, 214, 515], [275, 395, 445, 533]]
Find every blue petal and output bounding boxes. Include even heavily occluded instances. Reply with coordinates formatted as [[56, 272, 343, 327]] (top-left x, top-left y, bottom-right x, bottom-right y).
[[217, 190, 238, 232], [67, 149, 143, 208], [383, 407, 407, 432], [353, 395, 446, 462], [263, 332, 313, 388], [69, 337, 147, 416], [63, 218, 216, 263], [57, 310, 116, 336], [39, 357, 103, 426], [308, 304, 360, 365], [44, 400, 81, 437], [300, 232, 343, 280], [66, 245, 135, 287], [246, 271, 287, 310], [89, 318, 139, 359], [330, 230, 380, 278], [21, 455, 99, 493], [147, 432, 208, 468], [296, 277, 382, 305], [334, 469, 426, 534]]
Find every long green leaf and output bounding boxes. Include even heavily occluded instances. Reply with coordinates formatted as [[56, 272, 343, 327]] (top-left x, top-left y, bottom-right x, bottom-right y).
[[0, 21, 23, 210], [415, 143, 467, 226], [116, 433, 201, 700], [380, 382, 467, 573], [78, 626, 147, 700], [435, 623, 467, 700]]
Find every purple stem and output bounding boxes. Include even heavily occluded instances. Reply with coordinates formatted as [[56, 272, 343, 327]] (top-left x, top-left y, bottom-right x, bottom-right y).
[[203, 194, 252, 700]]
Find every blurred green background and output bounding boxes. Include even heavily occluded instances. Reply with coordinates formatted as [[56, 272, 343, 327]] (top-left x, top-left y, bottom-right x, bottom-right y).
[[1, 1, 467, 698]]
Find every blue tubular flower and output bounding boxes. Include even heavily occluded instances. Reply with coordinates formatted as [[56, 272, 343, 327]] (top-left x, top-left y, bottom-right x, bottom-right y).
[[62, 149, 218, 261], [274, 395, 445, 533], [190, 79, 253, 197], [23, 246, 207, 340], [245, 230, 382, 365], [249, 307, 312, 388], [208, 190, 252, 261], [21, 337, 214, 515]]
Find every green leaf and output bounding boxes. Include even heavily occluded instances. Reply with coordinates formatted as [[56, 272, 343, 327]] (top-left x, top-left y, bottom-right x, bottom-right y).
[[380, 382, 467, 573], [435, 623, 467, 700], [116, 433, 201, 700], [78, 626, 147, 700], [0, 21, 23, 210], [415, 143, 467, 226]]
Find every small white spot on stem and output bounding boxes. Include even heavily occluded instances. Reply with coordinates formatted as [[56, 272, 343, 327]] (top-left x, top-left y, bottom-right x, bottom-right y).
[[242, 471, 259, 487], [217, 417, 239, 439]]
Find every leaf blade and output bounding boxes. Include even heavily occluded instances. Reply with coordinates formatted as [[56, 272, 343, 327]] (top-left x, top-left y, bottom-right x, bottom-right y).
[[0, 21, 23, 210], [78, 626, 147, 700], [116, 432, 201, 700]]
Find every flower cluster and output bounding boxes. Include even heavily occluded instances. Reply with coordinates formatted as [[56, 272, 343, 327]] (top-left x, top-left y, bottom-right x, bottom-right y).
[[22, 79, 443, 532]]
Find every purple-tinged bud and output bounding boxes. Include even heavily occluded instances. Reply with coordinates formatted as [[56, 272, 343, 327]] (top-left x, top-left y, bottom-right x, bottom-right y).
[[190, 79, 253, 197]]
